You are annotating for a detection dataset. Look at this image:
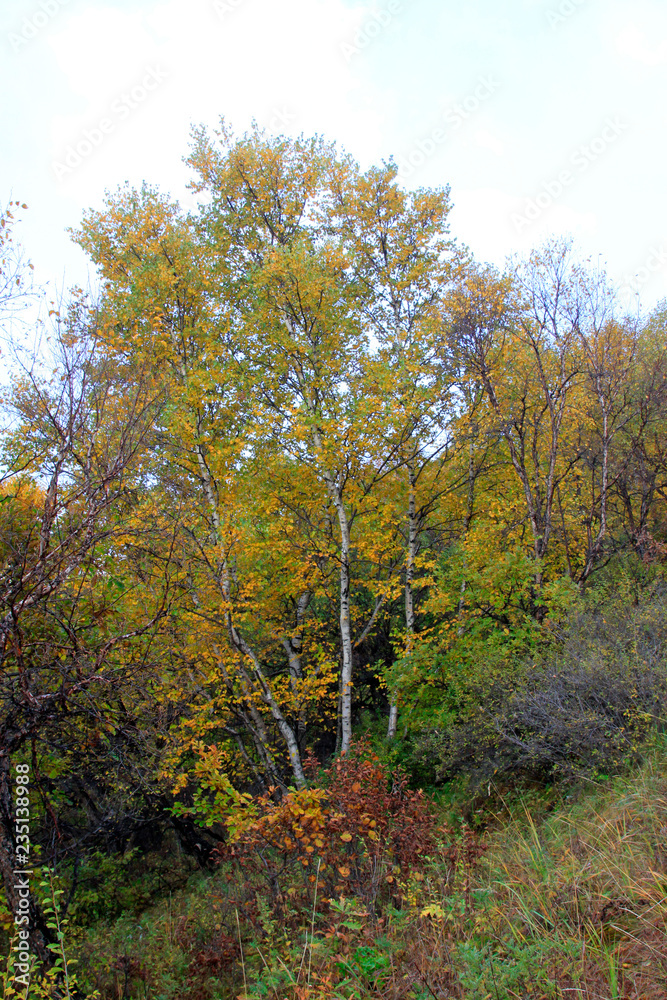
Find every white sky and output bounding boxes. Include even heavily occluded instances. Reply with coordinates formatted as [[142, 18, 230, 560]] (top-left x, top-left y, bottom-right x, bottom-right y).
[[2, 0, 667, 313]]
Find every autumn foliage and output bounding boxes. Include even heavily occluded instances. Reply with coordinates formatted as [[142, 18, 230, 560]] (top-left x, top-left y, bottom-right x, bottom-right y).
[[217, 740, 436, 930], [1, 124, 667, 996]]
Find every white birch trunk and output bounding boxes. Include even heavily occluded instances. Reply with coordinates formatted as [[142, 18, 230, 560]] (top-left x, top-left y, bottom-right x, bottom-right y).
[[195, 441, 306, 788], [332, 490, 354, 755], [311, 421, 355, 755], [388, 464, 417, 739]]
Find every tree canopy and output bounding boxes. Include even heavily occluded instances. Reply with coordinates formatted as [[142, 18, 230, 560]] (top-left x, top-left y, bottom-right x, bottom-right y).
[[2, 123, 667, 967]]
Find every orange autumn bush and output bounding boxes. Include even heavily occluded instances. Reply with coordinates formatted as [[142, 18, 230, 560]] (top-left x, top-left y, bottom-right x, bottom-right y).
[[216, 740, 436, 932]]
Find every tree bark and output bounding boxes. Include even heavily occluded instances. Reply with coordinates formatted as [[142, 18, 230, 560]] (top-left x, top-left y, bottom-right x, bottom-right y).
[[388, 464, 417, 739], [196, 441, 306, 788], [330, 485, 354, 755]]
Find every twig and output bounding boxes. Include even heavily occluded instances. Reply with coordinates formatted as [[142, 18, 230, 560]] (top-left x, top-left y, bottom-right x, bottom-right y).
[[235, 907, 248, 999], [308, 858, 321, 987]]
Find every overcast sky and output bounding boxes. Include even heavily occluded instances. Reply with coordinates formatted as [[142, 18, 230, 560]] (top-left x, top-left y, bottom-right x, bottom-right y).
[[2, 0, 667, 313]]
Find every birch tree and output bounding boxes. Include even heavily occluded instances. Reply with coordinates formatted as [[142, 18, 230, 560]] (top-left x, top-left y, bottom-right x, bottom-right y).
[[75, 183, 311, 788]]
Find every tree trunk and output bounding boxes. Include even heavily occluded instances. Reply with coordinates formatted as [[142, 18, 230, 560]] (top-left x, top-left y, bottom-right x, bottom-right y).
[[388, 464, 417, 739], [332, 491, 354, 755], [196, 442, 306, 788], [457, 434, 476, 634]]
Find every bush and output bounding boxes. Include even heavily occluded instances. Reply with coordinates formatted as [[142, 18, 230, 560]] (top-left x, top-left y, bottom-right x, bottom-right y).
[[414, 587, 667, 789], [216, 739, 437, 936]]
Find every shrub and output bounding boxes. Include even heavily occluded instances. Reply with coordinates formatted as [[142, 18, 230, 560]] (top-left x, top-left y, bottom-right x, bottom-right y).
[[414, 587, 667, 789], [216, 739, 437, 936]]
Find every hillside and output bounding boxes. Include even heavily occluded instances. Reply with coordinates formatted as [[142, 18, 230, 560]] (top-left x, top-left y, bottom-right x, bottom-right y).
[[15, 738, 662, 1000]]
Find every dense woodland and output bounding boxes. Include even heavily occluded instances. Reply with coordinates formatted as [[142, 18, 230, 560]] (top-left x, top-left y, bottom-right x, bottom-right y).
[[1, 124, 666, 998]]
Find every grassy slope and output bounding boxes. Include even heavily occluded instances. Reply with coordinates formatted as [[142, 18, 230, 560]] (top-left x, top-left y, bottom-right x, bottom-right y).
[[71, 739, 667, 1000]]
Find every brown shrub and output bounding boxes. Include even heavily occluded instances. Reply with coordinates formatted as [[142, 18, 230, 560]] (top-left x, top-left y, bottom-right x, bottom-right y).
[[215, 738, 437, 933]]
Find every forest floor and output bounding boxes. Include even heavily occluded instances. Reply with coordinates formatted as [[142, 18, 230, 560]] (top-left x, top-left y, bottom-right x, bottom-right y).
[[69, 738, 667, 1000]]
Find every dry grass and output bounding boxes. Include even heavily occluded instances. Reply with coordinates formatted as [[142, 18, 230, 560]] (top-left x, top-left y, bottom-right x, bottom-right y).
[[58, 740, 667, 999], [258, 741, 667, 1000]]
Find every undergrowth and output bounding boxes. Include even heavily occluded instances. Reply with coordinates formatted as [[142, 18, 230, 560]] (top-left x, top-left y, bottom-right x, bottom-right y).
[[63, 736, 667, 1000]]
